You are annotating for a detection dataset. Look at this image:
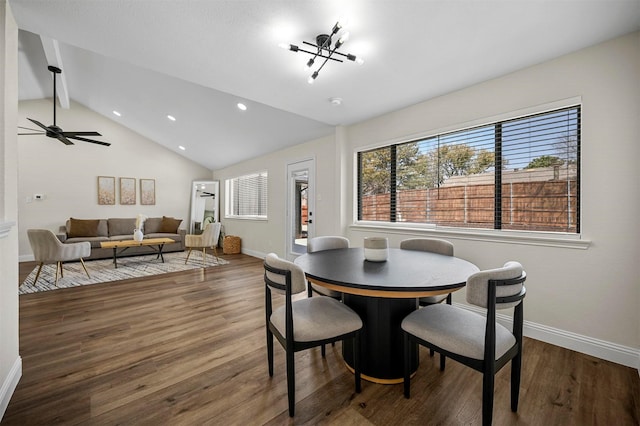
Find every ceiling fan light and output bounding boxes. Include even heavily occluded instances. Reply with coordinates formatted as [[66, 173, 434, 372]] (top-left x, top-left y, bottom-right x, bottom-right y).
[[308, 71, 319, 84], [306, 58, 315, 68]]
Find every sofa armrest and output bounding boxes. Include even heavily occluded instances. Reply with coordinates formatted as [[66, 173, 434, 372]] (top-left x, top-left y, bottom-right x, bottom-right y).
[[179, 229, 186, 249], [57, 226, 68, 243]]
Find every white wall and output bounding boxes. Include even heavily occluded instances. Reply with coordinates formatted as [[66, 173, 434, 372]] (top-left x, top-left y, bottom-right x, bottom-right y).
[[17, 99, 213, 259], [214, 133, 337, 257], [217, 32, 640, 368], [0, 1, 20, 419]]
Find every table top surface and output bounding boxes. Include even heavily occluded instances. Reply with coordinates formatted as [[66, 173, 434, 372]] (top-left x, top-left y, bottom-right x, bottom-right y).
[[294, 247, 479, 297], [99, 238, 175, 248]]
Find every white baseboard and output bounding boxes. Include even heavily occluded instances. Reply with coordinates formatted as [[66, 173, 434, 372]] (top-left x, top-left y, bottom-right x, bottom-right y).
[[0, 356, 22, 420], [456, 303, 640, 371]]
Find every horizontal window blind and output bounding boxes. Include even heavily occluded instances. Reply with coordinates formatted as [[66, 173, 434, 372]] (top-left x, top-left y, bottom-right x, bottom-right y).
[[358, 106, 580, 233], [225, 171, 268, 219]]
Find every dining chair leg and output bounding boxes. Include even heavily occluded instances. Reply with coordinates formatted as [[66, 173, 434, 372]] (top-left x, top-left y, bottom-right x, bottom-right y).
[[79, 258, 90, 278], [286, 348, 295, 417], [33, 263, 44, 285], [511, 351, 522, 412], [482, 370, 495, 426], [185, 248, 193, 264], [266, 329, 274, 377], [321, 344, 326, 358], [403, 332, 411, 398], [201, 248, 207, 267]]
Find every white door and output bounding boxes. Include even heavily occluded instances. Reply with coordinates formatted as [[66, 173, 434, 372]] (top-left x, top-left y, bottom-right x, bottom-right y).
[[286, 159, 315, 259]]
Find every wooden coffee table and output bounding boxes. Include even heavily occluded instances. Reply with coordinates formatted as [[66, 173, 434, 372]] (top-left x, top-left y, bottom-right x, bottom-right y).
[[100, 238, 175, 268]]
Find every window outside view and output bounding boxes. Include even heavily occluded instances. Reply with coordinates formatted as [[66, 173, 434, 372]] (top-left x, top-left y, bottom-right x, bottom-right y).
[[358, 106, 580, 233]]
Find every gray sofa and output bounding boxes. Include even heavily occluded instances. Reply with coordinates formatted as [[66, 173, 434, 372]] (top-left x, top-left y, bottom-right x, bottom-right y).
[[57, 217, 186, 260]]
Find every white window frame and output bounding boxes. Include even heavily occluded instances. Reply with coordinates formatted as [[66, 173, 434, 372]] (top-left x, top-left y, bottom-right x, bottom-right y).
[[224, 171, 268, 220]]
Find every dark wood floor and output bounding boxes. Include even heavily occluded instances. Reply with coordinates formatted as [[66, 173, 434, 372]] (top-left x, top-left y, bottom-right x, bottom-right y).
[[3, 254, 639, 425]]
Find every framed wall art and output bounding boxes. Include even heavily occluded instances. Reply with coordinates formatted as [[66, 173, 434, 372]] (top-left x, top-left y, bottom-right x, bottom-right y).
[[97, 176, 116, 205], [140, 178, 156, 205], [119, 177, 136, 205]]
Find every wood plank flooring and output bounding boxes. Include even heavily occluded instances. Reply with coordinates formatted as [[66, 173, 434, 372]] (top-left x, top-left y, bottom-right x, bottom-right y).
[[4, 254, 639, 425]]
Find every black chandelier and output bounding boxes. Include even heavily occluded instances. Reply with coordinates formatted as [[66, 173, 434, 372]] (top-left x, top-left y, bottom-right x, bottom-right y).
[[282, 21, 364, 84]]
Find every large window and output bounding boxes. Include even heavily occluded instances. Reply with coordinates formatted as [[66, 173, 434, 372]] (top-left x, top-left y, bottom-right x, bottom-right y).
[[225, 171, 268, 219], [358, 106, 580, 233]]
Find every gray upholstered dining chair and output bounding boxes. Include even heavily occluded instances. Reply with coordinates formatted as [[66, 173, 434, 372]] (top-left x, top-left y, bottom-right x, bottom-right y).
[[400, 237, 455, 361], [306, 236, 349, 299], [184, 222, 221, 267], [306, 236, 350, 356], [264, 253, 363, 417], [401, 261, 527, 426], [27, 229, 91, 285], [400, 238, 455, 306]]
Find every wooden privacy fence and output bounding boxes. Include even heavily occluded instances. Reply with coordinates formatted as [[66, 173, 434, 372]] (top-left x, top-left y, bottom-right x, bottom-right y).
[[361, 180, 578, 233]]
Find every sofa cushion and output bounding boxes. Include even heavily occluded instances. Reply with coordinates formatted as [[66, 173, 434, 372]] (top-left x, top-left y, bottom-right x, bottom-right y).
[[143, 217, 162, 233], [159, 216, 182, 233], [108, 218, 137, 236], [67, 218, 101, 238], [65, 236, 109, 248]]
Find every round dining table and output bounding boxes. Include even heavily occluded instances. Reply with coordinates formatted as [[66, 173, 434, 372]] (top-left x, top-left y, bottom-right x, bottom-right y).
[[294, 247, 479, 384]]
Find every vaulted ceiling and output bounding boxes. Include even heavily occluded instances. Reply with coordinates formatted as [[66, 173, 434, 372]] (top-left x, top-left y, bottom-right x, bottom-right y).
[[10, 0, 640, 170]]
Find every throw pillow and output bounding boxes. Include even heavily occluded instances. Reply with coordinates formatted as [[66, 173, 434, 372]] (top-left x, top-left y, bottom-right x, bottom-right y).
[[68, 218, 100, 238], [159, 216, 182, 233]]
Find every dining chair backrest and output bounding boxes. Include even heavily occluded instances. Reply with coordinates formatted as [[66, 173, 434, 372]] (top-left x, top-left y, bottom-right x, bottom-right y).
[[307, 236, 349, 253], [399, 238, 454, 256], [264, 253, 307, 295], [466, 261, 525, 309]]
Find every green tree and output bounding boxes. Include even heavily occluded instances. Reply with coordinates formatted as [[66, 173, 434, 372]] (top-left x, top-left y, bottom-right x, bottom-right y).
[[361, 142, 495, 194], [525, 155, 564, 169]]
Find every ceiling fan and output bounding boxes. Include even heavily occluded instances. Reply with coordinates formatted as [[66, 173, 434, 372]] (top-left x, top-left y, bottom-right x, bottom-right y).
[[18, 65, 110, 147]]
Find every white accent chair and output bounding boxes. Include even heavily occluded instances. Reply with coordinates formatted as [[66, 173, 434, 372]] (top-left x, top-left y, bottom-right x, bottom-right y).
[[264, 253, 363, 417], [184, 222, 221, 267], [27, 229, 91, 285], [402, 261, 527, 426]]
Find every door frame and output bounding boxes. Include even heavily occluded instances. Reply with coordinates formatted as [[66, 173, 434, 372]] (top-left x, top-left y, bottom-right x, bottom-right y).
[[285, 158, 315, 260]]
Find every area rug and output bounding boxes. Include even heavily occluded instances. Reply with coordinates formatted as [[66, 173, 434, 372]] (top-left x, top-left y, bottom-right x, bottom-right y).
[[19, 252, 228, 295]]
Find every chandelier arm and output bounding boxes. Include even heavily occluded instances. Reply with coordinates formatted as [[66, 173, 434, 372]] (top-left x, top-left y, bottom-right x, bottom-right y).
[[332, 50, 358, 61], [301, 42, 343, 62]]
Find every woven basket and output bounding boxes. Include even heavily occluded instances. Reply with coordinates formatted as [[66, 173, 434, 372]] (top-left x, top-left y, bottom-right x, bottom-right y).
[[223, 235, 241, 254]]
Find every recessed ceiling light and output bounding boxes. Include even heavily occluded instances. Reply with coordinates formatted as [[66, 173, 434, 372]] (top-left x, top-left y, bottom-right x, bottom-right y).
[[112, 110, 121, 117], [237, 103, 247, 111], [167, 115, 176, 121], [178, 145, 186, 151], [329, 97, 343, 106]]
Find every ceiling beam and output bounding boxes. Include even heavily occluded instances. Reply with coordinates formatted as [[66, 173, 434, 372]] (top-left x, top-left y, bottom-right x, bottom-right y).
[[39, 36, 69, 109]]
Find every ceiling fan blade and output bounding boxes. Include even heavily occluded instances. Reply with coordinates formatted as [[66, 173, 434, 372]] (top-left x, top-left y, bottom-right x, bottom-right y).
[[56, 134, 75, 145], [19, 126, 43, 132], [18, 132, 45, 135], [61, 131, 102, 137], [27, 118, 49, 131], [67, 135, 111, 147]]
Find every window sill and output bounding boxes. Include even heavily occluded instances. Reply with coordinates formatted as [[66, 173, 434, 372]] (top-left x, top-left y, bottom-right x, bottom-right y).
[[350, 221, 591, 250], [224, 216, 268, 221], [0, 221, 16, 239]]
